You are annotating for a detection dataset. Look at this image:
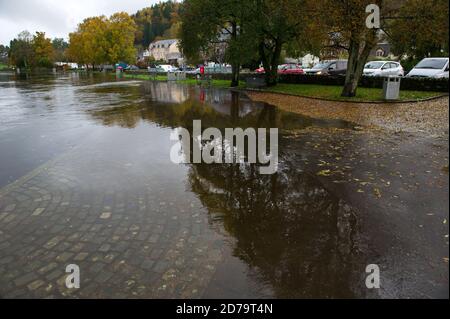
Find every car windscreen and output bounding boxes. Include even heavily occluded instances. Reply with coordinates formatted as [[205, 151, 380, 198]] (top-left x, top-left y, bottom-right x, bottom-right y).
[[312, 62, 331, 70], [365, 62, 384, 69], [415, 59, 448, 69]]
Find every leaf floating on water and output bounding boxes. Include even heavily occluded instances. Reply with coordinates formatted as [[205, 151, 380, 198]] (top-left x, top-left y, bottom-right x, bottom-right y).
[[373, 188, 382, 198], [317, 169, 332, 177], [357, 189, 365, 193], [360, 182, 369, 186]]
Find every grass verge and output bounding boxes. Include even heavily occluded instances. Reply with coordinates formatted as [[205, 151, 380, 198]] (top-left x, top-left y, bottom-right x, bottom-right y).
[[262, 83, 442, 102]]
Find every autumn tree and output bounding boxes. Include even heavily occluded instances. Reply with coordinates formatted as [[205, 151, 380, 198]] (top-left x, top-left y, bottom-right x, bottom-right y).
[[0, 44, 9, 64], [9, 31, 56, 68], [316, 0, 385, 97], [180, 0, 257, 87], [387, 0, 449, 60], [9, 31, 33, 68], [107, 12, 138, 64], [68, 13, 137, 68], [180, 0, 325, 87], [52, 38, 69, 62], [68, 16, 109, 68], [32, 32, 55, 68], [250, 0, 323, 86], [318, 0, 448, 97]]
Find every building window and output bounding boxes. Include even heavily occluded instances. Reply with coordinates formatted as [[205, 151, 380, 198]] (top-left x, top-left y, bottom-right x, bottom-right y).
[[376, 49, 384, 57]]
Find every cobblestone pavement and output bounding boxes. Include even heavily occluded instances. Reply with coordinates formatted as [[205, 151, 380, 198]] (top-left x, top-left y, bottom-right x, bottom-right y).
[[0, 125, 263, 299]]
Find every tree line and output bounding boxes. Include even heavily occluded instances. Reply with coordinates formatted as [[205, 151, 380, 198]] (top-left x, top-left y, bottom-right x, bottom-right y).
[[179, 0, 449, 96], [7, 12, 137, 70], [8, 31, 67, 69], [132, 1, 182, 50]]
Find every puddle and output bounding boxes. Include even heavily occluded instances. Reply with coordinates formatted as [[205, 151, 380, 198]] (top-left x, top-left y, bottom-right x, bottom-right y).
[[0, 72, 370, 298]]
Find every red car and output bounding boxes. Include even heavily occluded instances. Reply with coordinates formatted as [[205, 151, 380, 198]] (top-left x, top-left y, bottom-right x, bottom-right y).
[[255, 67, 266, 74], [254, 64, 304, 74], [278, 64, 304, 74]]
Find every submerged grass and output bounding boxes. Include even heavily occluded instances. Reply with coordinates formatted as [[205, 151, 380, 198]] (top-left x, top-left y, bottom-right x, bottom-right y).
[[123, 73, 244, 88]]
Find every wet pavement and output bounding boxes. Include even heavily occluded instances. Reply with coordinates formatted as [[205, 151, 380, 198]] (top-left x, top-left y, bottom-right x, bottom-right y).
[[0, 72, 448, 298]]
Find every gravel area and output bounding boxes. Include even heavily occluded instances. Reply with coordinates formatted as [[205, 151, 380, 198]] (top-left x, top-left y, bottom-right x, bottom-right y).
[[247, 92, 449, 137]]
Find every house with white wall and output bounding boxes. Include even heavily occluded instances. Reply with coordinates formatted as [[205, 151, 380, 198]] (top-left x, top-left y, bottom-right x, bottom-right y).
[[148, 39, 184, 65]]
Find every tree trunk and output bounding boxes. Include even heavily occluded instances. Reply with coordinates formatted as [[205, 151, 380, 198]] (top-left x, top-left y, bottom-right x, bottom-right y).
[[259, 39, 282, 87], [265, 67, 278, 87], [267, 40, 282, 86], [341, 39, 360, 97], [231, 63, 240, 87], [341, 34, 377, 97], [230, 22, 240, 87]]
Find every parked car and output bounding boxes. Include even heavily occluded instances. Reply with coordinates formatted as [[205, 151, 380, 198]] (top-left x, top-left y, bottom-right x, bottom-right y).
[[406, 58, 449, 78], [100, 65, 115, 71], [254, 64, 299, 74], [255, 67, 265, 73], [278, 64, 304, 75], [115, 62, 128, 70], [126, 65, 139, 71], [156, 64, 178, 73], [180, 66, 196, 73], [305, 60, 348, 76], [363, 61, 404, 77], [186, 67, 202, 75]]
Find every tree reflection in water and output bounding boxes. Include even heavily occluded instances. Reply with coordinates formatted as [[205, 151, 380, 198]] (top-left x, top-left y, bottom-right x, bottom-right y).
[[89, 82, 366, 298]]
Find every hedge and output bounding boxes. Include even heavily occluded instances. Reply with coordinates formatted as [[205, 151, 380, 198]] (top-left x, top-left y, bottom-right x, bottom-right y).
[[275, 74, 448, 92], [125, 70, 449, 93]]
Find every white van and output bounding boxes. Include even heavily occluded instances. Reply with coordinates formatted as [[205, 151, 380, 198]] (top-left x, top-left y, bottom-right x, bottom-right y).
[[156, 64, 178, 73], [406, 58, 449, 78]]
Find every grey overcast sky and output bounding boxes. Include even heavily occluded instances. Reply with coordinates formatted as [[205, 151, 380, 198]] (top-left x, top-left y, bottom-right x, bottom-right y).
[[0, 0, 160, 45]]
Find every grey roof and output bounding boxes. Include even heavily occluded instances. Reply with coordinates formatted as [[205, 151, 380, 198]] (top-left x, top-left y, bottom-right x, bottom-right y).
[[150, 39, 178, 47]]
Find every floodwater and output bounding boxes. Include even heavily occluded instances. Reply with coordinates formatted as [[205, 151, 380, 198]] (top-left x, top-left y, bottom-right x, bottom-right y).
[[0, 72, 447, 299]]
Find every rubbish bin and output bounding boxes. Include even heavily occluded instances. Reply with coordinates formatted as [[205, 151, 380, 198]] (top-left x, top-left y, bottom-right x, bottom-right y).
[[383, 76, 401, 100]]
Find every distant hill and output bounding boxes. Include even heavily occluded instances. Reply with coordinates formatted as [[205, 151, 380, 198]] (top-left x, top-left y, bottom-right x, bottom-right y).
[[132, 1, 182, 50]]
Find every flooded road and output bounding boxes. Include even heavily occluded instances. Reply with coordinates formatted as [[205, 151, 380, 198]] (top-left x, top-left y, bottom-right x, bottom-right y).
[[0, 72, 448, 298]]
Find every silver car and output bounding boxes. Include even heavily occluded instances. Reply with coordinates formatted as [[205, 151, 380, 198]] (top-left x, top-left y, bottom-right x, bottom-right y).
[[363, 61, 404, 77], [406, 58, 449, 78]]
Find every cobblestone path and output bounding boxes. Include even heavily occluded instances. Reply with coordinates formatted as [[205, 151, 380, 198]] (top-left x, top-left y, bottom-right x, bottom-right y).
[[0, 127, 245, 299]]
